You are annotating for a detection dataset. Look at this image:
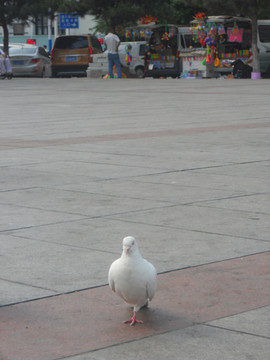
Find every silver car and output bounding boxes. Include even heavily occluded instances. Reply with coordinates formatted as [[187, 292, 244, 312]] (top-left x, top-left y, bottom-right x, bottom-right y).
[[7, 44, 51, 77]]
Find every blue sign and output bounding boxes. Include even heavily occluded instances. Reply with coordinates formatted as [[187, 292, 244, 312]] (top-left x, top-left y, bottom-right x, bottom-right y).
[[59, 14, 79, 29]]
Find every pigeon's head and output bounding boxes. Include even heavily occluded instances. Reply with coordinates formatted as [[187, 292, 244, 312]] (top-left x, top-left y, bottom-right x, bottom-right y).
[[122, 236, 138, 255]]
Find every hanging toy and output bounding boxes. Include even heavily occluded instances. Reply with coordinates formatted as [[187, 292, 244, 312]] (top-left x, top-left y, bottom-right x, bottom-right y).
[[132, 29, 138, 41], [162, 21, 169, 41], [219, 34, 226, 44], [205, 36, 215, 47], [214, 49, 220, 67], [200, 37, 206, 47], [145, 30, 151, 41], [161, 32, 169, 41], [218, 25, 225, 35], [205, 45, 213, 65], [125, 53, 132, 65], [227, 21, 243, 42], [210, 45, 215, 59], [125, 44, 132, 65], [194, 12, 206, 21], [125, 30, 131, 40]]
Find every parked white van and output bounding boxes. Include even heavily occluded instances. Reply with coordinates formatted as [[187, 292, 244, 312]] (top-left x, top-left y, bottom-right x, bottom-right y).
[[178, 20, 270, 76], [257, 20, 270, 74], [119, 41, 146, 78], [88, 41, 146, 78]]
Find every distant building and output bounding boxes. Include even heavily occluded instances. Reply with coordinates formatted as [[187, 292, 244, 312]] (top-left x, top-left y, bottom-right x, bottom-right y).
[[0, 14, 100, 49]]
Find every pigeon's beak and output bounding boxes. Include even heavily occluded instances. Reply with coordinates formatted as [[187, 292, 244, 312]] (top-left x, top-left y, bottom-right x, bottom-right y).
[[124, 246, 130, 254]]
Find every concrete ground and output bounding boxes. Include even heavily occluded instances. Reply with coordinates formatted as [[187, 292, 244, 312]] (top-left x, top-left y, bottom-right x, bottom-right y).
[[0, 77, 270, 360]]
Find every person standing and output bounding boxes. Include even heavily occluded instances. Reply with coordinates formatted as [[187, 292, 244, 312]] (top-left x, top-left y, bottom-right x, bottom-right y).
[[43, 45, 49, 54], [0, 49, 13, 79], [105, 28, 122, 79]]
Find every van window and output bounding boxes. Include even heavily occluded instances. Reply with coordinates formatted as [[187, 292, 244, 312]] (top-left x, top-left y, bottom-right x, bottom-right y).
[[180, 34, 186, 48], [258, 25, 270, 42], [182, 34, 201, 48], [139, 45, 145, 56], [54, 36, 88, 49], [90, 35, 102, 52]]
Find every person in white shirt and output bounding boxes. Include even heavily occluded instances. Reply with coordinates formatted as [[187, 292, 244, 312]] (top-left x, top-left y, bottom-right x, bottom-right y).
[[0, 48, 13, 79], [104, 29, 122, 78]]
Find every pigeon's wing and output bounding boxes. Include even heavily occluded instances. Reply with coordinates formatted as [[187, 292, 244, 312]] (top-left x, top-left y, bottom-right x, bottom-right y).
[[145, 261, 157, 301], [108, 261, 117, 292]]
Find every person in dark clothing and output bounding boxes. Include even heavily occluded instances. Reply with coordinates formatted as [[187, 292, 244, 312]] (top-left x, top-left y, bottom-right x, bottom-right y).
[[232, 54, 253, 78]]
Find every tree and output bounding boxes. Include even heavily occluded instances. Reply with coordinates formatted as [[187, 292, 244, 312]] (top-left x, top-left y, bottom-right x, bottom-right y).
[[171, 0, 206, 25], [0, 0, 78, 54], [185, 0, 270, 74], [0, 0, 28, 54], [22, 0, 80, 19], [73, 0, 176, 34]]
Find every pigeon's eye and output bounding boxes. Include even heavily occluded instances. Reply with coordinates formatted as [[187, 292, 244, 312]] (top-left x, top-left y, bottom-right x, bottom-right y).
[[132, 241, 135, 246]]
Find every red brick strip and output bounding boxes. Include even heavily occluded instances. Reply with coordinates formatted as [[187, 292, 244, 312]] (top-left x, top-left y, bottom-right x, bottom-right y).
[[1, 122, 270, 148], [1, 252, 270, 360]]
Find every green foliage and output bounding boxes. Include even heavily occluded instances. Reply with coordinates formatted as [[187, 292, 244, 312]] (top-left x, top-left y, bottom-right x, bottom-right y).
[[0, 0, 27, 25], [73, 0, 177, 33], [21, 0, 80, 19], [171, 0, 207, 25], [184, 0, 270, 18], [0, 0, 29, 53], [0, 0, 80, 52]]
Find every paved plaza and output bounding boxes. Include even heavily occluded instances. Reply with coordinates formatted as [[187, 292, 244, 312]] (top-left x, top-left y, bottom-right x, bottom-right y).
[[0, 77, 270, 360]]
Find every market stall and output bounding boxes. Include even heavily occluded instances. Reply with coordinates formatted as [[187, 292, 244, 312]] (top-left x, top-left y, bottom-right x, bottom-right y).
[[125, 21, 180, 78], [181, 14, 252, 78], [180, 48, 212, 78]]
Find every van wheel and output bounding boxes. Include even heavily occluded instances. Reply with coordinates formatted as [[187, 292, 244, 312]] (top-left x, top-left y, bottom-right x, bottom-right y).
[[135, 67, 145, 78]]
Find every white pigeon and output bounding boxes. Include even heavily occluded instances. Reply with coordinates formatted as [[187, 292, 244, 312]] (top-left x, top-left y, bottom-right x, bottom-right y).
[[108, 236, 157, 325]]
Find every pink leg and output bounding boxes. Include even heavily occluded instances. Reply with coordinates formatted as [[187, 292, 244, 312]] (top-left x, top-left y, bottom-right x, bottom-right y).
[[123, 311, 143, 326]]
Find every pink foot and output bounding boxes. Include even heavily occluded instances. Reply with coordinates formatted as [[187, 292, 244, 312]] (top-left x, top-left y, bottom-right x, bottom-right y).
[[123, 312, 143, 326]]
